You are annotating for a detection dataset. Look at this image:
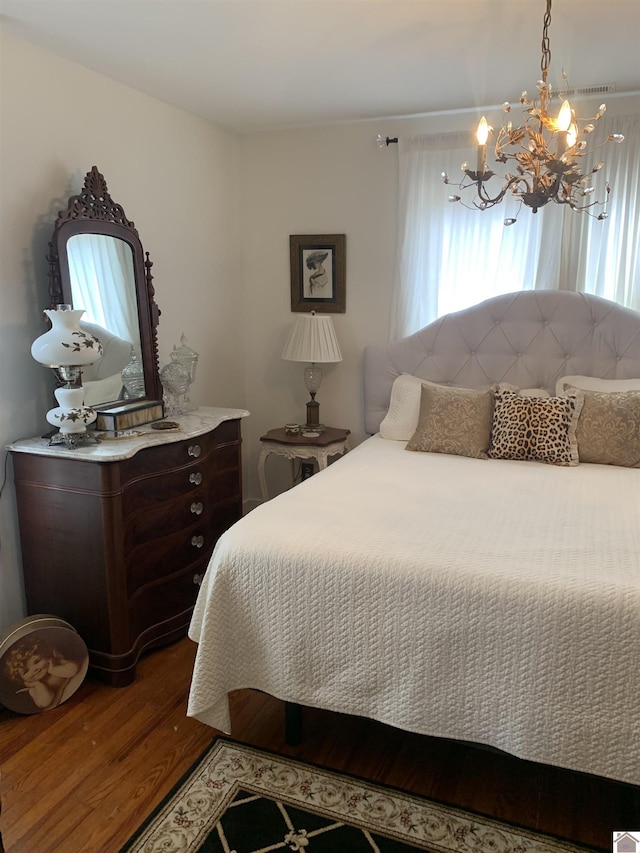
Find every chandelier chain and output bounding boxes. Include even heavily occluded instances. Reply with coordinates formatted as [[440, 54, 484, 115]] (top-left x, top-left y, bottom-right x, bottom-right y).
[[540, 0, 552, 82]]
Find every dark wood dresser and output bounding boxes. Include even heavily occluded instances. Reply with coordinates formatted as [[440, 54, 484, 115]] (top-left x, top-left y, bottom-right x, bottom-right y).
[[9, 407, 248, 686]]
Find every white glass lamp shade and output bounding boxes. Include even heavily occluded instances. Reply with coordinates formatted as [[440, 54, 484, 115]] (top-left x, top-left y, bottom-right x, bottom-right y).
[[31, 306, 103, 368], [46, 387, 97, 434], [281, 314, 342, 364]]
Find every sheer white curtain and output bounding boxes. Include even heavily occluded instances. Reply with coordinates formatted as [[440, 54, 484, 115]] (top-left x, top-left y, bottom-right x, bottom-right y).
[[67, 234, 139, 344], [559, 114, 640, 312], [391, 114, 640, 339]]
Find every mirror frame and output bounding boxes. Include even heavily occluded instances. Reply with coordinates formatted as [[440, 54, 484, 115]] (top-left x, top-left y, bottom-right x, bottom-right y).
[[47, 166, 163, 402]]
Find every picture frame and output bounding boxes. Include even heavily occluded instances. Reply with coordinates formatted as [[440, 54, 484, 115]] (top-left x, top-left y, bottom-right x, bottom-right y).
[[290, 234, 346, 313]]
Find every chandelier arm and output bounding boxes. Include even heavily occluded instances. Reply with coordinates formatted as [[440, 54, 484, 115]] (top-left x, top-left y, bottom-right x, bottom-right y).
[[564, 195, 606, 212], [475, 174, 529, 206]]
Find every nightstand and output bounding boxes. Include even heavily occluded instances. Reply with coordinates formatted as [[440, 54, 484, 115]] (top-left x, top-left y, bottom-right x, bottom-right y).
[[258, 427, 350, 500]]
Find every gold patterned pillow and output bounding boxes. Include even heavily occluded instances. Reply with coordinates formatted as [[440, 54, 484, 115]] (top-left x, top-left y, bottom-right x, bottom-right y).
[[489, 386, 583, 466], [406, 383, 493, 459], [569, 388, 640, 467]]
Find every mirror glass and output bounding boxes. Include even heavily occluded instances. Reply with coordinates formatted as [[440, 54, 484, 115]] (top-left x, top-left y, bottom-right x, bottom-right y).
[[66, 234, 144, 405], [47, 166, 162, 407]]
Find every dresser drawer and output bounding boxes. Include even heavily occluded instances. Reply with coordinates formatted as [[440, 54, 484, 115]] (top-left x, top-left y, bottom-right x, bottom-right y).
[[126, 497, 241, 594], [121, 441, 239, 515], [124, 489, 207, 549], [119, 419, 240, 482], [123, 464, 241, 548], [128, 561, 208, 643], [126, 523, 208, 594]]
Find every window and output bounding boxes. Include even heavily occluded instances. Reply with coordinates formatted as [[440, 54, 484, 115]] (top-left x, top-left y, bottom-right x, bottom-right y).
[[391, 114, 640, 340]]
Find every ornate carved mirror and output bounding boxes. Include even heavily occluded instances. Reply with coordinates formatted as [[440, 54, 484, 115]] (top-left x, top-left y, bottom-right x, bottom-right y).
[[47, 166, 162, 404]]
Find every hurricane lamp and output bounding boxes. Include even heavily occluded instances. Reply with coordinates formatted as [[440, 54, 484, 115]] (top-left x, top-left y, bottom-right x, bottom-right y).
[[31, 304, 103, 448]]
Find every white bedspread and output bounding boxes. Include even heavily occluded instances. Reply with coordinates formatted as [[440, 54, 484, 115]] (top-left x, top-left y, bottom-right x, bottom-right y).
[[188, 435, 640, 785]]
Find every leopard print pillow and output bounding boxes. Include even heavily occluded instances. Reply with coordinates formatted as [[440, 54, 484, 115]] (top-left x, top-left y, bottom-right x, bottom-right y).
[[489, 385, 583, 466]]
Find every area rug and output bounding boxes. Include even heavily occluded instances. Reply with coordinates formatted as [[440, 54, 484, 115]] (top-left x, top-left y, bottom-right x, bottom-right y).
[[120, 737, 593, 853]]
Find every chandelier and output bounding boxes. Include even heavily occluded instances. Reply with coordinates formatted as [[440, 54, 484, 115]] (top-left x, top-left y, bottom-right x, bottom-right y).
[[442, 0, 624, 225]]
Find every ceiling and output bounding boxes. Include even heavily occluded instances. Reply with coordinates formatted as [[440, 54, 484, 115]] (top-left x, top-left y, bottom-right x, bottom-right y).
[[2, 0, 639, 134]]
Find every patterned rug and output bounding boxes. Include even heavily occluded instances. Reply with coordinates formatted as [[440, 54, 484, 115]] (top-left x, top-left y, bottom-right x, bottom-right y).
[[120, 737, 593, 853]]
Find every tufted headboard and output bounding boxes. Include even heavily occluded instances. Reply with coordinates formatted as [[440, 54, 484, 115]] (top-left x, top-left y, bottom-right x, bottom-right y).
[[364, 290, 640, 435]]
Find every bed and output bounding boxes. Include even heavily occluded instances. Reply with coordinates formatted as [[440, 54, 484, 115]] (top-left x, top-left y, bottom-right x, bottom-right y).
[[188, 290, 640, 786]]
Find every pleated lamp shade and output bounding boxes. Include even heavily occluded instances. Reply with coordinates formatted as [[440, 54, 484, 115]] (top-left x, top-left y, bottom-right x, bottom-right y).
[[282, 313, 342, 430], [281, 313, 342, 364]]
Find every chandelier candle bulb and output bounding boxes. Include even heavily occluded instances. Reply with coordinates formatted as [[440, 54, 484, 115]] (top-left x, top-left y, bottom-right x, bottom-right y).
[[476, 116, 489, 173], [556, 99, 572, 156]]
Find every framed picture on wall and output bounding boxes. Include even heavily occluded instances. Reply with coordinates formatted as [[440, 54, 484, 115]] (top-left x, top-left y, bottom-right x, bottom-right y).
[[290, 234, 346, 313]]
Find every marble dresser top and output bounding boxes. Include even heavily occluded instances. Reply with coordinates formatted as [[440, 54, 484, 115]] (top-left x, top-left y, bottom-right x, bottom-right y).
[[7, 407, 250, 462]]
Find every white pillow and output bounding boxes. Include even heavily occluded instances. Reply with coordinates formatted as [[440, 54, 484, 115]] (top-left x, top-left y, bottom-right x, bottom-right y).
[[379, 374, 551, 440], [519, 388, 551, 398], [83, 374, 124, 407], [379, 374, 430, 440], [556, 375, 640, 396]]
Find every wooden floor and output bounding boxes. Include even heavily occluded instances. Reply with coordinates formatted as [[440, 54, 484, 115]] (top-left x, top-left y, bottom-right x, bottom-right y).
[[0, 638, 638, 852]]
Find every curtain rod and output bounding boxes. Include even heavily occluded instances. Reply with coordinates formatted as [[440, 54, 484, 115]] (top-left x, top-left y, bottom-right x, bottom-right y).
[[376, 135, 398, 147]]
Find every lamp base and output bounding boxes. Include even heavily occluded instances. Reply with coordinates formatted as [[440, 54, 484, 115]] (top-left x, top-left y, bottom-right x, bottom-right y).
[[305, 397, 320, 428], [303, 424, 325, 434], [47, 430, 101, 450]]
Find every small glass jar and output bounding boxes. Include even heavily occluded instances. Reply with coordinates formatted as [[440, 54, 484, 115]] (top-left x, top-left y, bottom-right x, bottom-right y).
[[121, 347, 146, 399], [160, 361, 190, 416]]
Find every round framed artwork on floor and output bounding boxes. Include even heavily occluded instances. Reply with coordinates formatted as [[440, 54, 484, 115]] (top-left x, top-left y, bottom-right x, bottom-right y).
[[0, 614, 89, 714]]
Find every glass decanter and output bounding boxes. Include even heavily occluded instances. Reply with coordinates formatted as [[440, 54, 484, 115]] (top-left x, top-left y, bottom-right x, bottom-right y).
[[170, 333, 198, 411], [121, 347, 146, 399], [160, 361, 191, 416]]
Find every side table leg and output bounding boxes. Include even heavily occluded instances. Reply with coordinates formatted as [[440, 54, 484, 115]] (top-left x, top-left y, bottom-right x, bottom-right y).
[[285, 701, 303, 745], [258, 448, 270, 501]]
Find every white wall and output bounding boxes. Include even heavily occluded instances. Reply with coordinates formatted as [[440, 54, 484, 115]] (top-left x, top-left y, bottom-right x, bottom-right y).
[[239, 123, 397, 497], [0, 32, 243, 629]]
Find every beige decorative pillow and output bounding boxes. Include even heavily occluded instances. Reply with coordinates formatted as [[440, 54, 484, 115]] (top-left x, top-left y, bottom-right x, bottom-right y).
[[570, 388, 640, 467], [406, 383, 493, 459], [489, 385, 583, 466]]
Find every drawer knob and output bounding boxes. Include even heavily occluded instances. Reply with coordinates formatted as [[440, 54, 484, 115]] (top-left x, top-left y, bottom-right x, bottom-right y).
[[188, 444, 202, 458], [193, 573, 204, 586], [190, 501, 204, 516], [191, 534, 205, 548], [189, 472, 203, 485]]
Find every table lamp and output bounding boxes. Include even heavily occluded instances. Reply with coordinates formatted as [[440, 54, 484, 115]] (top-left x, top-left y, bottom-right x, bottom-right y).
[[31, 304, 103, 447], [282, 312, 342, 430]]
